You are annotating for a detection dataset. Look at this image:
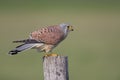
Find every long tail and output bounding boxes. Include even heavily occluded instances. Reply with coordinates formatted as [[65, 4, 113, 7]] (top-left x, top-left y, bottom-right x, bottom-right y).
[[13, 39, 40, 43], [9, 39, 44, 55]]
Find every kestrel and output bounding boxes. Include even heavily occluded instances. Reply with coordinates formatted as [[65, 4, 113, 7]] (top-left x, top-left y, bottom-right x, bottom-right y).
[[9, 23, 73, 56]]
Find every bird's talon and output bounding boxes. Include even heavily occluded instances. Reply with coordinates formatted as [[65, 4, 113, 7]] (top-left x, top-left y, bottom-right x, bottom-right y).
[[50, 53, 58, 57], [44, 53, 58, 57]]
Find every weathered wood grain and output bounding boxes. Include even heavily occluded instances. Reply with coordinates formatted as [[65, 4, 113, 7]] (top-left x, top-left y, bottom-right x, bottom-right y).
[[43, 56, 69, 80]]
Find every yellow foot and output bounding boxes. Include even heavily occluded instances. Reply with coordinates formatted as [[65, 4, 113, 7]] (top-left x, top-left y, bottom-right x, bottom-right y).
[[44, 53, 58, 57]]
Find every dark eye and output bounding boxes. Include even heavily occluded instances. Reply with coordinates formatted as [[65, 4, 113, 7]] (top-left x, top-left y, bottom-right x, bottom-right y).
[[67, 26, 70, 29]]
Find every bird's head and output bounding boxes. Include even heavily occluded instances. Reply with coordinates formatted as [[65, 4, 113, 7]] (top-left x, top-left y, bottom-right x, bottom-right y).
[[60, 23, 74, 34]]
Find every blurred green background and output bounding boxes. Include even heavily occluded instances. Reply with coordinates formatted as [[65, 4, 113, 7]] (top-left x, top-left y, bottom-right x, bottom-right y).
[[0, 0, 120, 80]]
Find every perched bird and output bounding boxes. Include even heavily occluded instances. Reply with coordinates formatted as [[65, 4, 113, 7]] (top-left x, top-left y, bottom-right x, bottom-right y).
[[9, 23, 73, 56]]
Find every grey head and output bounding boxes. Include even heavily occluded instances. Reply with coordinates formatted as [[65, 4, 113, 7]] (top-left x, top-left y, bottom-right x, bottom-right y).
[[59, 23, 74, 35]]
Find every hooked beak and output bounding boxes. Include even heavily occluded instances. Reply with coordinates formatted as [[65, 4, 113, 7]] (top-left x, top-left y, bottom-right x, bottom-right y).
[[70, 26, 74, 31]]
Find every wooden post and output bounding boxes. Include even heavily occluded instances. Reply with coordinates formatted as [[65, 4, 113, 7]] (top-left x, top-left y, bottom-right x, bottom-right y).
[[43, 56, 69, 80]]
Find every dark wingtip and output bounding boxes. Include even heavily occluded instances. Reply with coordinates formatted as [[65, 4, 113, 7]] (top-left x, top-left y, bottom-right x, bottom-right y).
[[8, 50, 20, 55]]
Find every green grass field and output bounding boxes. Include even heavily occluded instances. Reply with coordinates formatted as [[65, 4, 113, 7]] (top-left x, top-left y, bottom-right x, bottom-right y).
[[0, 0, 120, 80]]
